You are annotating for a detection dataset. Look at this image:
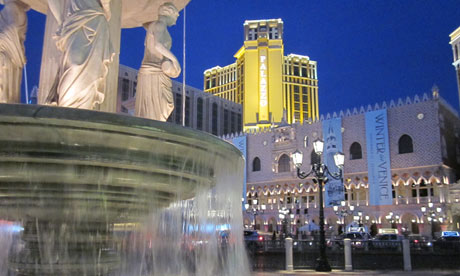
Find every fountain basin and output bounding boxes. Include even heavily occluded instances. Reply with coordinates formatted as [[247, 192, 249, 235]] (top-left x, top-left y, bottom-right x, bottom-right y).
[[0, 104, 245, 275], [0, 104, 242, 223]]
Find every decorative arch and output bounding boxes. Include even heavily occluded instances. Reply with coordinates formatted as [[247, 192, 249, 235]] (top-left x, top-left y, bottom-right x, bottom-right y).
[[400, 212, 420, 234], [398, 134, 414, 154]]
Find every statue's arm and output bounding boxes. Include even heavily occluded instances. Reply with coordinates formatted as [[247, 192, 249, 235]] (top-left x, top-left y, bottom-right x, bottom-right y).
[[47, 0, 63, 25], [100, 0, 111, 21], [149, 22, 180, 71]]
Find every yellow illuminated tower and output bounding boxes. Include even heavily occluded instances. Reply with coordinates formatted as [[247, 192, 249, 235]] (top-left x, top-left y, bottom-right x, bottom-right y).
[[204, 19, 319, 131]]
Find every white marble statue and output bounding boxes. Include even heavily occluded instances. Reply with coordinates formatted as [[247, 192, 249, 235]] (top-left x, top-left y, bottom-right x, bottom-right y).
[[0, 0, 28, 104], [135, 2, 181, 121], [46, 0, 115, 109]]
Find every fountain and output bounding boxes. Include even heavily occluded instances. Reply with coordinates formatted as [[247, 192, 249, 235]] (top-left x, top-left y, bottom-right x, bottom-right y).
[[0, 103, 249, 275], [0, 0, 250, 275]]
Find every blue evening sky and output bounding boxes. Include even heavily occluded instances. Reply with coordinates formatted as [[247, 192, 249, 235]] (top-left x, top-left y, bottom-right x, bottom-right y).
[[19, 0, 460, 115]]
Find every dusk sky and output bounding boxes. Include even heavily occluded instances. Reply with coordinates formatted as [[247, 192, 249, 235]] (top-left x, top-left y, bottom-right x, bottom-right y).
[[18, 0, 460, 115]]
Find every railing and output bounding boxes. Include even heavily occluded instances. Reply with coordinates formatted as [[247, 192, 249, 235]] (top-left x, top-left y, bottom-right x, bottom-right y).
[[245, 239, 460, 254], [247, 239, 460, 271]]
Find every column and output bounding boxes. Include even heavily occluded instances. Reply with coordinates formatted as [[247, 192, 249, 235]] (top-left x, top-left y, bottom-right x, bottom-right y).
[[402, 239, 412, 271], [347, 189, 351, 206], [428, 184, 432, 203], [356, 189, 360, 206], [416, 187, 420, 204], [406, 187, 410, 204], [344, 238, 352, 271], [366, 187, 369, 206], [96, 0, 122, 112], [37, 6, 62, 104], [285, 238, 293, 271]]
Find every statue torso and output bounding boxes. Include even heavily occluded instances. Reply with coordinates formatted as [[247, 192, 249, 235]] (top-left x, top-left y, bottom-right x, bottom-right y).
[[142, 20, 172, 67]]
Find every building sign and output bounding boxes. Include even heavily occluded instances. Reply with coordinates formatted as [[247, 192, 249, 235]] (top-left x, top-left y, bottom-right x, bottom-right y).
[[258, 49, 269, 121], [232, 136, 247, 209], [365, 109, 392, 206], [322, 118, 344, 207]]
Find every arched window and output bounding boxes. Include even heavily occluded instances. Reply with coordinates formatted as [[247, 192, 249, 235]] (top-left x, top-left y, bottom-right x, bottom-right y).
[[252, 157, 261, 172], [278, 154, 290, 173], [349, 142, 362, 160], [310, 150, 320, 165], [304, 136, 308, 148], [398, 135, 413, 154], [455, 45, 458, 61]]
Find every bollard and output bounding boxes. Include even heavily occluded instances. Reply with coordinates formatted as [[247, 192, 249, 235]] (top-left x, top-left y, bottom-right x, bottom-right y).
[[344, 238, 352, 271], [285, 237, 293, 271], [402, 239, 412, 271]]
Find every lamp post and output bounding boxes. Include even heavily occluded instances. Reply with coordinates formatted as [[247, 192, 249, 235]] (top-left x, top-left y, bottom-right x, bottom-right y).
[[354, 211, 370, 227], [245, 199, 266, 230], [385, 211, 400, 228], [421, 202, 446, 239], [278, 206, 295, 238], [292, 139, 344, 272], [333, 201, 355, 225]]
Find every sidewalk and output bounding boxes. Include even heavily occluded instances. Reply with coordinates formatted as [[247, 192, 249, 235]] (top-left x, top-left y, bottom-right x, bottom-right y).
[[253, 269, 460, 276]]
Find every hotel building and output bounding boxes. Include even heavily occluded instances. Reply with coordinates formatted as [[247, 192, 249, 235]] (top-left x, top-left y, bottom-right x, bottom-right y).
[[204, 19, 319, 131], [228, 90, 460, 238], [116, 65, 242, 136]]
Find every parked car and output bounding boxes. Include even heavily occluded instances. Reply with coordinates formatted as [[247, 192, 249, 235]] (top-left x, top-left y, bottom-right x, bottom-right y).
[[408, 234, 432, 251], [433, 231, 460, 252], [371, 233, 403, 250], [329, 232, 371, 250], [244, 230, 271, 252]]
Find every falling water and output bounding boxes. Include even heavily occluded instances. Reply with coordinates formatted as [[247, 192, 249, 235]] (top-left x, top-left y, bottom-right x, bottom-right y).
[[117, 137, 250, 276], [0, 104, 250, 276]]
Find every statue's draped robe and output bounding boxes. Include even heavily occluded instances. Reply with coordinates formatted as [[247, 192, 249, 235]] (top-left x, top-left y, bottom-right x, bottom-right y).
[[55, 0, 114, 109], [0, 7, 26, 103], [135, 22, 174, 121], [135, 64, 173, 122]]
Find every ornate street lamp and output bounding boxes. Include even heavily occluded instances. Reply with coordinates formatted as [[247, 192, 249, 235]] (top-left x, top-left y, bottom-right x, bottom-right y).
[[292, 139, 344, 272], [385, 211, 400, 227], [354, 211, 370, 227], [245, 199, 266, 230], [278, 207, 294, 238], [421, 202, 446, 239], [333, 201, 355, 225]]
